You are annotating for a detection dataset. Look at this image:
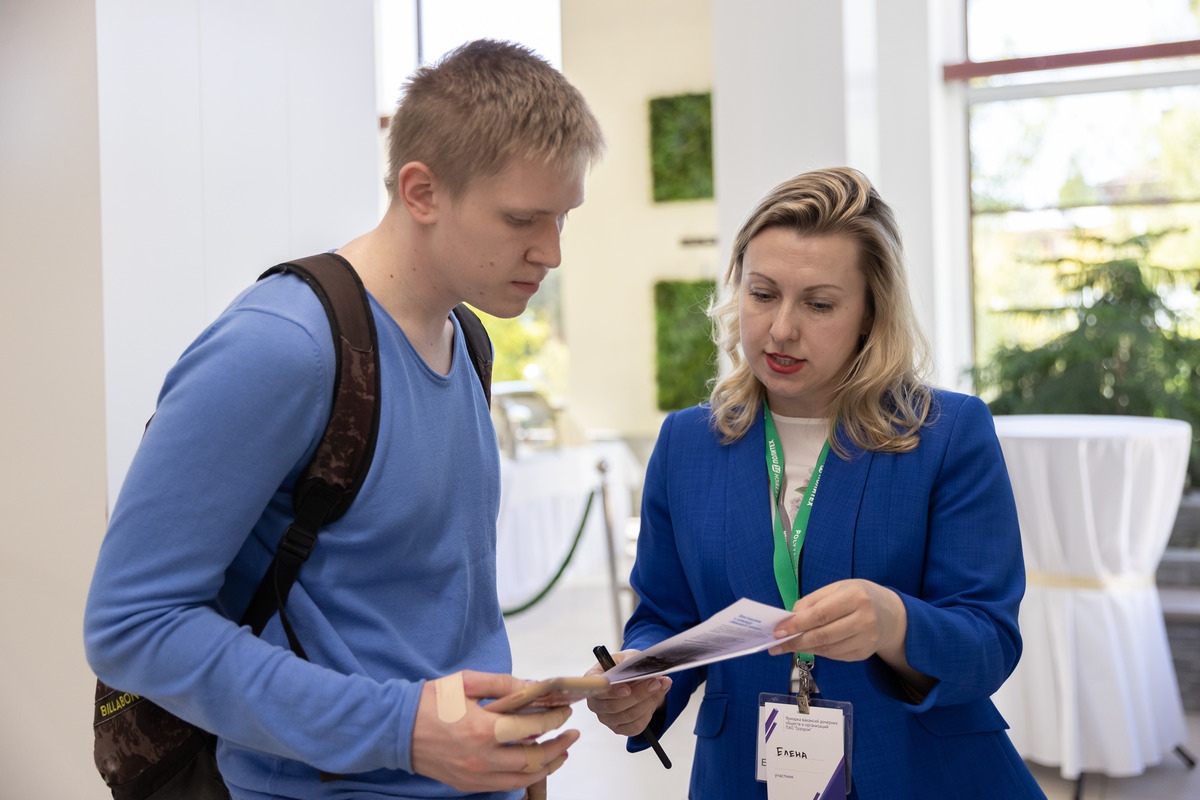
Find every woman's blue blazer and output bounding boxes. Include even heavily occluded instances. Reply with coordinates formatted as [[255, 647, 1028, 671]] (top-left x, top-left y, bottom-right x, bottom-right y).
[[623, 389, 1045, 799]]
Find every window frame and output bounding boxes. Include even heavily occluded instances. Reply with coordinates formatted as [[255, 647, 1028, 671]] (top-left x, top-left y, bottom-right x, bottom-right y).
[[943, 28, 1200, 369]]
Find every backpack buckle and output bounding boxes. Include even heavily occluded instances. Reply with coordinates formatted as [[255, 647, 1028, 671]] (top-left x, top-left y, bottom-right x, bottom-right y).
[[278, 524, 318, 561]]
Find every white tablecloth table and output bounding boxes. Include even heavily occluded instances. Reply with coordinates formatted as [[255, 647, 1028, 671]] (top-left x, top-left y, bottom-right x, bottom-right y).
[[495, 440, 640, 613], [990, 414, 1192, 779]]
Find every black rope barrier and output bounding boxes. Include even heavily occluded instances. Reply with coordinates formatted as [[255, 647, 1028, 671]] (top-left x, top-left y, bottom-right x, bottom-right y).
[[501, 489, 596, 618]]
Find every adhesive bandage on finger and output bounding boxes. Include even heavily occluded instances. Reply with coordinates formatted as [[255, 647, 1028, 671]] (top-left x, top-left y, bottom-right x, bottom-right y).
[[493, 713, 538, 743], [433, 672, 467, 723], [543, 753, 567, 776], [493, 705, 572, 743], [522, 743, 544, 774]]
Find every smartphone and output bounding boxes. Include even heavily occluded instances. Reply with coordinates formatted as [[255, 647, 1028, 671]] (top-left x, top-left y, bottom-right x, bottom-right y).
[[487, 676, 611, 714]]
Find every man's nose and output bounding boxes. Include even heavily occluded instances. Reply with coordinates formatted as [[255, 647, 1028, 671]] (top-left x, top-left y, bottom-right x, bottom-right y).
[[528, 221, 562, 269]]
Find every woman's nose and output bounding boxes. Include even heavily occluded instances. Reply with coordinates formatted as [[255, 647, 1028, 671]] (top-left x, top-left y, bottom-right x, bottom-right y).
[[770, 308, 798, 342]]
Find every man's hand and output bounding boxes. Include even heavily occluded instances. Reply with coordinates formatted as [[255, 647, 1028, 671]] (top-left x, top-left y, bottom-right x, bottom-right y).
[[411, 671, 577, 793], [583, 650, 671, 737]]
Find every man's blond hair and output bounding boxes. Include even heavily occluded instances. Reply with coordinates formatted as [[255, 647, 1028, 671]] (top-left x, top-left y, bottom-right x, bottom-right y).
[[384, 39, 604, 199]]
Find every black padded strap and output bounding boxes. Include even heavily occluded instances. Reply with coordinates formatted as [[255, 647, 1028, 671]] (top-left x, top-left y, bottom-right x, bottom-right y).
[[453, 303, 493, 407]]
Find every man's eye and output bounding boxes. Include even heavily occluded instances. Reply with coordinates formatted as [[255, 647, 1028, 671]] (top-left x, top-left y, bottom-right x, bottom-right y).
[[508, 216, 534, 226]]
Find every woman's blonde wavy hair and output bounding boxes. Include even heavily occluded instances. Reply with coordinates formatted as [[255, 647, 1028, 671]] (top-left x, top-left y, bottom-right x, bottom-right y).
[[708, 167, 933, 454]]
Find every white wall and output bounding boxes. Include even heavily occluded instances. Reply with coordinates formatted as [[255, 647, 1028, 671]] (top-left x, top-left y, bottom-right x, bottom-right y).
[[1, 1, 109, 795], [560, 0, 718, 443], [0, 1, 380, 795], [100, 0, 381, 509]]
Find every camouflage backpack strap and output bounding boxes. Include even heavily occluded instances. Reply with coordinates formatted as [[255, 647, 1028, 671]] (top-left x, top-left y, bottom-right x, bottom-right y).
[[240, 252, 381, 657], [92, 253, 381, 798]]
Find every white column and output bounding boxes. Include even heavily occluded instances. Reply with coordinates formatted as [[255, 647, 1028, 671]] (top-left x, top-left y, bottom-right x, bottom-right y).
[[98, 0, 382, 506], [875, 0, 971, 389], [711, 0, 972, 388], [711, 0, 848, 270], [1, 3, 384, 795]]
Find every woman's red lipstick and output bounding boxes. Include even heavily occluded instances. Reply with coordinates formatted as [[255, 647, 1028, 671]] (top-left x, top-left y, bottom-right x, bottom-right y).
[[766, 352, 803, 374]]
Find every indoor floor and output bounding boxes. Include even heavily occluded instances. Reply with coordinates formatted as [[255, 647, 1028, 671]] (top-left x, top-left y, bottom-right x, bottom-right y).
[[506, 580, 1200, 800]]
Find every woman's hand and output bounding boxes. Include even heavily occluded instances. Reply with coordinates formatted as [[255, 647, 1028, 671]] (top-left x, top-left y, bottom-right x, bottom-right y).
[[583, 650, 672, 736], [768, 579, 934, 697], [768, 579, 906, 662]]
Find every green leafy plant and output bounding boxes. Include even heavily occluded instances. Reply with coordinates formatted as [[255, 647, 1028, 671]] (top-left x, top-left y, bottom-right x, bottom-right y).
[[973, 229, 1200, 487], [655, 279, 717, 411], [649, 93, 713, 202], [471, 271, 569, 396], [476, 311, 551, 383]]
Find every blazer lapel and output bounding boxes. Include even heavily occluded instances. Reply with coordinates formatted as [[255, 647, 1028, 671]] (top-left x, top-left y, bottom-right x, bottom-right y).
[[802, 435, 872, 593], [723, 412, 788, 607]]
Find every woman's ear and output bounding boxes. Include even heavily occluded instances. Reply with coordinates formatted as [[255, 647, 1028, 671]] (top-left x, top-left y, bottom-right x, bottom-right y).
[[396, 161, 439, 224], [859, 316, 875, 351]]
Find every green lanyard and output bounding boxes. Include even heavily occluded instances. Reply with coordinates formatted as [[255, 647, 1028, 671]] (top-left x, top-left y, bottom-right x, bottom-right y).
[[763, 401, 830, 663]]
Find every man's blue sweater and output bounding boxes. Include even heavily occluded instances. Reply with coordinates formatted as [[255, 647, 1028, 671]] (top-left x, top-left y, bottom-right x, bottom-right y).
[[85, 272, 517, 799]]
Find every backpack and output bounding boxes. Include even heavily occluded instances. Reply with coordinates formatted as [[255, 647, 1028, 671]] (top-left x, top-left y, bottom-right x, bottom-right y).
[[92, 253, 493, 800]]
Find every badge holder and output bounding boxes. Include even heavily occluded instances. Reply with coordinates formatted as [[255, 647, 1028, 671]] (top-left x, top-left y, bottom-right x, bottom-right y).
[[757, 692, 853, 798]]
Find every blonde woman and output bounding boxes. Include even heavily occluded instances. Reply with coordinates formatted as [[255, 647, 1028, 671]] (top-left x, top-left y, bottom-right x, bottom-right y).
[[587, 168, 1042, 798]]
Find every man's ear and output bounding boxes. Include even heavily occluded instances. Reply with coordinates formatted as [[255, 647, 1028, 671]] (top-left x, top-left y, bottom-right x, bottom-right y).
[[396, 162, 439, 224]]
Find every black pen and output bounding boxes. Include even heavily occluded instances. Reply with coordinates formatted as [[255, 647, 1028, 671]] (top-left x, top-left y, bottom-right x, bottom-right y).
[[593, 644, 672, 769]]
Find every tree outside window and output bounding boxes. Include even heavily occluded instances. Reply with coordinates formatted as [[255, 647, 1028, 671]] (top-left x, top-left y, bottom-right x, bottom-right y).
[[961, 0, 1200, 486]]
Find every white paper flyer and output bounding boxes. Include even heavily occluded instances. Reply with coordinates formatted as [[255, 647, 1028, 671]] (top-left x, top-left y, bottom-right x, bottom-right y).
[[601, 598, 801, 684]]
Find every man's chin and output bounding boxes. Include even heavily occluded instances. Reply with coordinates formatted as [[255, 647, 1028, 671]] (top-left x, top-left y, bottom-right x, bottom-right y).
[[469, 297, 530, 320]]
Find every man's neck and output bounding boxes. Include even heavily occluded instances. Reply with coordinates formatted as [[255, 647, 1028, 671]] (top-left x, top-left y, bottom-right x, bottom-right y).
[[336, 210, 456, 375]]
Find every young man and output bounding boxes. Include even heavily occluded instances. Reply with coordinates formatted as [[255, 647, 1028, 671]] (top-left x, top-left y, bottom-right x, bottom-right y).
[[84, 40, 604, 799]]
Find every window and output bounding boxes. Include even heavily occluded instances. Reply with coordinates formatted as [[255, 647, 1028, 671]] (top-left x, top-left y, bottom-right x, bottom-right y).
[[952, 0, 1200, 364]]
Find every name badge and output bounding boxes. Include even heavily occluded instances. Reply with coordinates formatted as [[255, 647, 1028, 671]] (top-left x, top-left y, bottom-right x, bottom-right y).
[[757, 694, 852, 798]]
